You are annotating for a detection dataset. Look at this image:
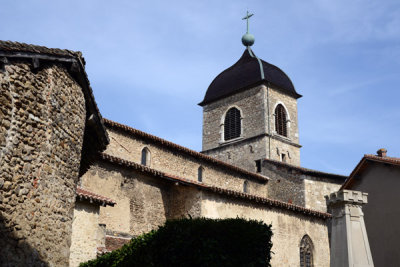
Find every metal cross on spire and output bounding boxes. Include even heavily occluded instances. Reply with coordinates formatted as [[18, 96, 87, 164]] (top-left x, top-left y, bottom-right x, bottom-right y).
[[241, 11, 255, 47], [242, 11, 254, 34]]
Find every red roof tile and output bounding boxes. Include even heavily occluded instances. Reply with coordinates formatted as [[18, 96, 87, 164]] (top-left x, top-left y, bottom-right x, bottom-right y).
[[100, 153, 331, 219], [103, 118, 268, 183], [76, 186, 116, 206]]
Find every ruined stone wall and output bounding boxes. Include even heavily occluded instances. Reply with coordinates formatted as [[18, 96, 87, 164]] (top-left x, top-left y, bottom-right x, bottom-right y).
[[263, 161, 343, 212], [201, 191, 330, 267], [0, 63, 86, 266], [104, 128, 268, 197], [69, 201, 101, 267]]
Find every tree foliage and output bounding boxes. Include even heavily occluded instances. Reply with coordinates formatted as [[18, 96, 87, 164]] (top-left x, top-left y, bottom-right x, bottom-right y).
[[81, 217, 273, 267]]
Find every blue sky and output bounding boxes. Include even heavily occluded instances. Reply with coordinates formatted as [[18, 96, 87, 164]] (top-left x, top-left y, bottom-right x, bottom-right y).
[[1, 0, 399, 175]]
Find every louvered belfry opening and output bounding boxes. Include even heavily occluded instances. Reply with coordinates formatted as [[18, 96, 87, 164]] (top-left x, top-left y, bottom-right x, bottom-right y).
[[224, 107, 241, 141], [275, 104, 287, 137]]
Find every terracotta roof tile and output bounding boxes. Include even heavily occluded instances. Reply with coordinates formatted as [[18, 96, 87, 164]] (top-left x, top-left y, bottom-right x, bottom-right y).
[[76, 186, 116, 206], [99, 153, 331, 219], [103, 118, 268, 183]]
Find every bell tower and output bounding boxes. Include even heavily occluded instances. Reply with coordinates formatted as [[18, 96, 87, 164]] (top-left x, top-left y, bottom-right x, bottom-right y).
[[200, 12, 302, 172]]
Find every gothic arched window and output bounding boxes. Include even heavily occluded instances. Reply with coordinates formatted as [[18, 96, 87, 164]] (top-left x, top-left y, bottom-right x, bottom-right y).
[[300, 235, 314, 267], [141, 147, 151, 166], [224, 107, 241, 141], [198, 167, 204, 182], [275, 104, 287, 137]]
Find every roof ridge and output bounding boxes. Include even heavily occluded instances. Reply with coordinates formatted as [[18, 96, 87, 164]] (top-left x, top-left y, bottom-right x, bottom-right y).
[[99, 153, 331, 219], [263, 157, 347, 179], [103, 118, 268, 183]]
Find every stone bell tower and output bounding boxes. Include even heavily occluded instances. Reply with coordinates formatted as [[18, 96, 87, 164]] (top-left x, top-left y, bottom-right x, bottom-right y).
[[200, 12, 302, 172]]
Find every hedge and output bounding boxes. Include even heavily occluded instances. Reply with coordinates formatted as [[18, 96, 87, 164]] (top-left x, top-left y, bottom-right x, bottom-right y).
[[80, 217, 273, 267]]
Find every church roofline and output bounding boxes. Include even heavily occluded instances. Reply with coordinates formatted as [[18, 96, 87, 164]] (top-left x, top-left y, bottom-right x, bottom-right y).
[[99, 153, 331, 219], [103, 118, 269, 183], [263, 158, 348, 181]]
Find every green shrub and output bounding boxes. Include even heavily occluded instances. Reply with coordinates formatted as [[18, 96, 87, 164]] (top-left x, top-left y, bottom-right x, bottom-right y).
[[81, 217, 273, 267]]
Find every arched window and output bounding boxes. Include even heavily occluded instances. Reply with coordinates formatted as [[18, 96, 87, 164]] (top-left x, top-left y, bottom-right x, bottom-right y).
[[141, 147, 151, 166], [198, 167, 204, 182], [275, 104, 287, 137], [224, 107, 241, 141], [243, 181, 249, 193], [300, 235, 314, 267]]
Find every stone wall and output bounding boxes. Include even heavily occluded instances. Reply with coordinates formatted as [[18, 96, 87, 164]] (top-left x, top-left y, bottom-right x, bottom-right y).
[[104, 128, 268, 197], [201, 191, 330, 267], [0, 63, 86, 266], [201, 84, 301, 172], [262, 161, 343, 211], [69, 201, 103, 267]]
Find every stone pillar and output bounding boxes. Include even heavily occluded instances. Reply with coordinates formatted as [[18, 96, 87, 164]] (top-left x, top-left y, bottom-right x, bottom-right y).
[[325, 190, 374, 267]]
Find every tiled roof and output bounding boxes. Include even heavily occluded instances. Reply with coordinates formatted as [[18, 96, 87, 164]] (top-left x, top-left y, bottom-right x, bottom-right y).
[[103, 118, 269, 183], [76, 186, 116, 206], [99, 153, 331, 219], [341, 154, 400, 190], [263, 158, 347, 181], [0, 40, 82, 58]]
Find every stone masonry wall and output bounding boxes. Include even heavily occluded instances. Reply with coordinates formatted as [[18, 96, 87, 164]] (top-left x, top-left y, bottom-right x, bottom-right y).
[[201, 84, 301, 173], [0, 63, 86, 266], [266, 85, 301, 166], [201, 191, 330, 267], [80, 162, 202, 237], [262, 161, 343, 212], [202, 85, 266, 152], [69, 201, 101, 267], [104, 128, 268, 197]]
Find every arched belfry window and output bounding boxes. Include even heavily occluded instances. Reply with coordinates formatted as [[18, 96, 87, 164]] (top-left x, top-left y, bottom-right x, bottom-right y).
[[300, 235, 314, 267], [275, 104, 287, 137], [141, 147, 151, 166], [198, 167, 204, 182], [224, 107, 241, 141]]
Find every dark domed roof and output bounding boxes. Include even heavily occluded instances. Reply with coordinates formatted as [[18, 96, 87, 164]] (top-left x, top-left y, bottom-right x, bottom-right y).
[[199, 48, 301, 106]]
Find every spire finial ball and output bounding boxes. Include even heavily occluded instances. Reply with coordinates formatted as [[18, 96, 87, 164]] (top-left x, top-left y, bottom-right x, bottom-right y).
[[242, 33, 255, 46]]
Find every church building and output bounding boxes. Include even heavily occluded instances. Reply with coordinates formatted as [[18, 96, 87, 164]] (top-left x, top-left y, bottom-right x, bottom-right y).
[[0, 14, 376, 267]]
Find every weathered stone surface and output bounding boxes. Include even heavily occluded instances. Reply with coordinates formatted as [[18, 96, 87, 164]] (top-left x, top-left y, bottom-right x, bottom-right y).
[[0, 62, 86, 266], [201, 84, 301, 168]]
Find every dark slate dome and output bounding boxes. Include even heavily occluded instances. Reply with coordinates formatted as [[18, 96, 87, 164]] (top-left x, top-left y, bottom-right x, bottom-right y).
[[199, 48, 301, 106]]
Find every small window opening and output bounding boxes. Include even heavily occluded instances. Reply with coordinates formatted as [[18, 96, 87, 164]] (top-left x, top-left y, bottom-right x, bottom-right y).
[[281, 154, 287, 163], [275, 104, 287, 137], [243, 181, 249, 193], [255, 159, 262, 173], [224, 107, 241, 141], [141, 147, 151, 166], [198, 167, 203, 182]]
